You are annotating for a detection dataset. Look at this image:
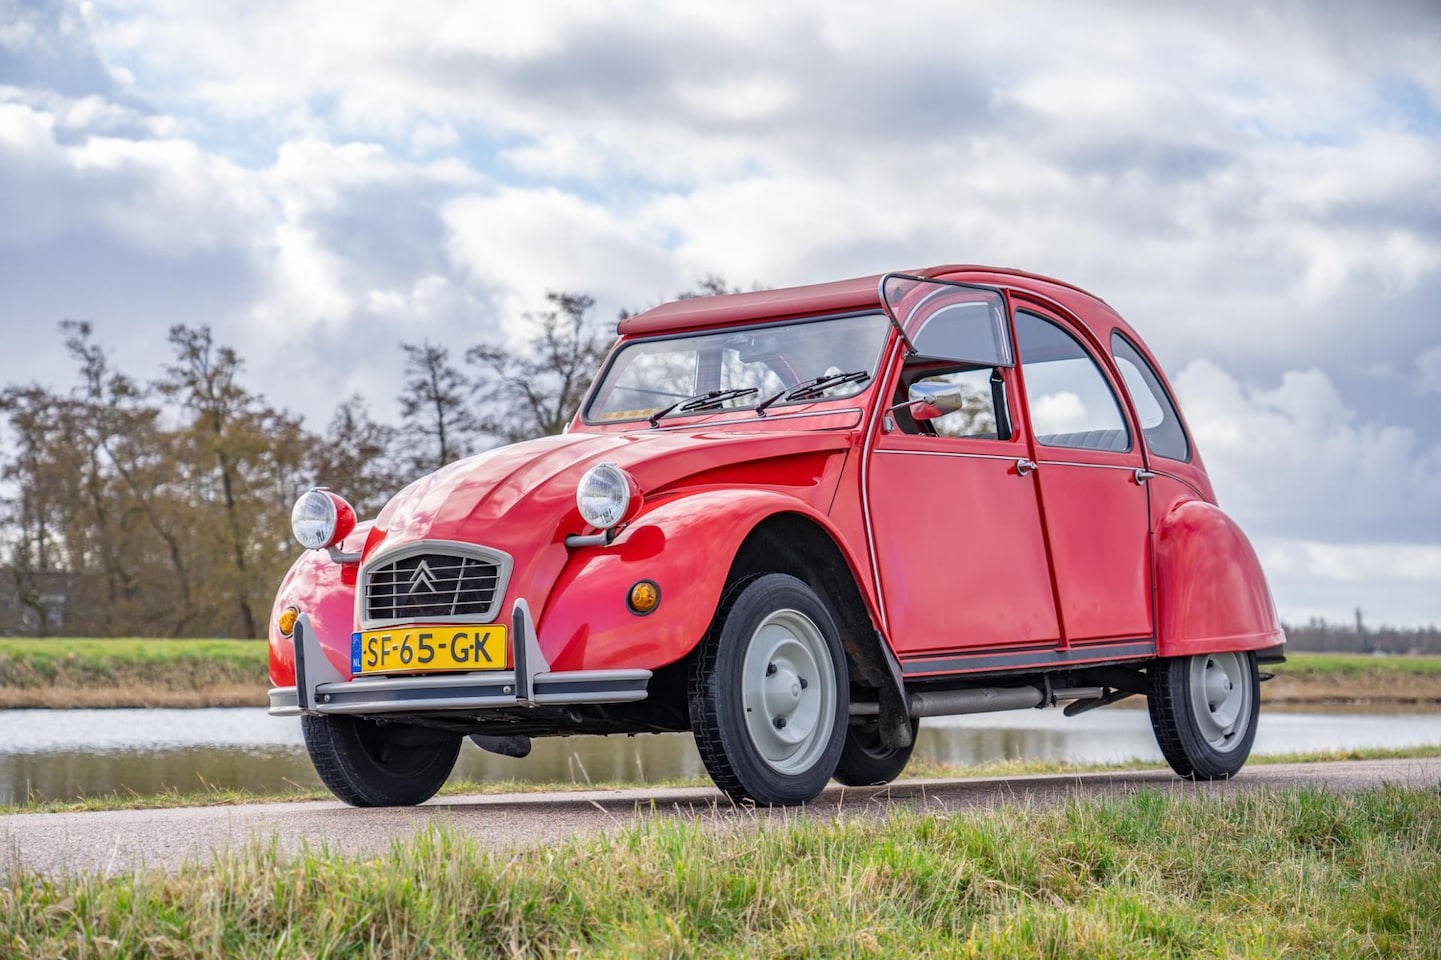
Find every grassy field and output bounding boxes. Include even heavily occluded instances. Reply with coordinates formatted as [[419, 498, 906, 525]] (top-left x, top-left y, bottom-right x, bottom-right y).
[[1266, 652, 1441, 704], [0, 637, 267, 708], [5, 745, 1439, 816], [1, 639, 1438, 709], [2, 785, 1437, 957]]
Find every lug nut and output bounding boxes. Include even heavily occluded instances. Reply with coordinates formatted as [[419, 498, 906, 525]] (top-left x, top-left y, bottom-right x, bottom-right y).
[[773, 717, 787, 729], [766, 663, 777, 676], [798, 677, 808, 689]]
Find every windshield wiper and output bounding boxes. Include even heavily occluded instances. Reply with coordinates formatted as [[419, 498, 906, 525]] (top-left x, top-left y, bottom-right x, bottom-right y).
[[648, 388, 760, 427], [755, 370, 870, 417]]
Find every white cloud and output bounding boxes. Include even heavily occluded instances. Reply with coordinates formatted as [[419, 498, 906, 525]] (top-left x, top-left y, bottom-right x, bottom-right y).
[[1174, 360, 1441, 544], [2, 0, 1439, 626], [1418, 347, 1441, 396]]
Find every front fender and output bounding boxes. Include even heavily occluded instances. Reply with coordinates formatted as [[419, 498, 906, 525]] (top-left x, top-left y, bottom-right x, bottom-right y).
[[1154, 500, 1283, 658], [267, 523, 369, 686], [539, 490, 863, 672]]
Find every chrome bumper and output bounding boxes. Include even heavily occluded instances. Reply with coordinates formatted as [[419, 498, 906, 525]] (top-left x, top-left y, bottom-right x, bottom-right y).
[[269, 599, 651, 718]]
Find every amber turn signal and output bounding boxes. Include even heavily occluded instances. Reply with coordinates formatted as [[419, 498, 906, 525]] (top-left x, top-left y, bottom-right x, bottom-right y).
[[627, 580, 660, 616], [277, 605, 300, 638]]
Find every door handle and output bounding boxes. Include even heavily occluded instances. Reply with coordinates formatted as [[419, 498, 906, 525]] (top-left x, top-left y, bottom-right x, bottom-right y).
[[1015, 458, 1038, 476], [1134, 469, 1156, 484]]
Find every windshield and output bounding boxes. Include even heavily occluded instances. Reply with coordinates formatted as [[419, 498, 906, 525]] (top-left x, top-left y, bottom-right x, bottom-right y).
[[585, 313, 891, 423]]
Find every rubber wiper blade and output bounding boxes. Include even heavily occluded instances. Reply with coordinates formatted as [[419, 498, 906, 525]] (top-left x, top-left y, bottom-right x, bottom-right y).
[[755, 371, 870, 418], [648, 388, 759, 427]]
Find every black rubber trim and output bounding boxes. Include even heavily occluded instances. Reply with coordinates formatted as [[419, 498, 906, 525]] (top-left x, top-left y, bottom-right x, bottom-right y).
[[326, 679, 516, 707], [294, 621, 311, 711], [534, 678, 649, 697], [512, 603, 530, 701], [902, 640, 1156, 676]]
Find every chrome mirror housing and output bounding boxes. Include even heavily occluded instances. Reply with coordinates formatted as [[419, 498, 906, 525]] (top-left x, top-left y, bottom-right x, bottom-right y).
[[906, 381, 969, 421]]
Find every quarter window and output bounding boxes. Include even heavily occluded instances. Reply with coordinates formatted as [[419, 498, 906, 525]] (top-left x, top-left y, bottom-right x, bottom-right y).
[[1015, 312, 1131, 452], [1110, 332, 1191, 461]]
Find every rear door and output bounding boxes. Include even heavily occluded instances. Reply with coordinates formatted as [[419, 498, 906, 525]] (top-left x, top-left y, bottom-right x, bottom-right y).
[[1013, 308, 1153, 644]]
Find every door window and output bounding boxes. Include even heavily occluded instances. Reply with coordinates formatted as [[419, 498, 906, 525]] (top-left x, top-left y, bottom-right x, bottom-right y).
[[1015, 312, 1131, 452]]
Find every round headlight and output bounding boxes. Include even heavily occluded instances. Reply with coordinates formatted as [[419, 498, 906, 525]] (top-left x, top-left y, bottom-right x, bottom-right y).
[[291, 487, 356, 551], [576, 463, 641, 530]]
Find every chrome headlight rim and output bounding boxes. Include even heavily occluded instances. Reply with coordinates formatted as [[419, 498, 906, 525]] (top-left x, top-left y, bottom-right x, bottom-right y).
[[576, 462, 638, 530]]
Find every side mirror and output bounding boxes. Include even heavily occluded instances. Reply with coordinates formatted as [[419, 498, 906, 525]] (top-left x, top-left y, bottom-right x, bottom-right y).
[[905, 381, 970, 421]]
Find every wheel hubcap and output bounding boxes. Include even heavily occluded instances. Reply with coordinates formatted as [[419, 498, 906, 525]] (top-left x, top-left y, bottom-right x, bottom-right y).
[[1187, 652, 1252, 752], [740, 609, 835, 775]]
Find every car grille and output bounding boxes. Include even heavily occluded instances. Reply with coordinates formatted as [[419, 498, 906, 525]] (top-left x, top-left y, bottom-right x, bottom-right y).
[[365, 552, 502, 623]]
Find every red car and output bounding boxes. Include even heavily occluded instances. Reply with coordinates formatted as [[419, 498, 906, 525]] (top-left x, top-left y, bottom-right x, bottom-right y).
[[269, 265, 1284, 807]]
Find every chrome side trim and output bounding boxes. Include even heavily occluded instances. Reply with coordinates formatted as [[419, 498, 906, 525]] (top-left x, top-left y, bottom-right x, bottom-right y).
[[901, 640, 1156, 677], [269, 686, 300, 716]]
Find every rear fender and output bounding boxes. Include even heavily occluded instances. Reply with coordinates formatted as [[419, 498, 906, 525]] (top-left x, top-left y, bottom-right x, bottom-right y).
[[267, 523, 368, 686], [1154, 500, 1283, 657], [540, 490, 875, 672]]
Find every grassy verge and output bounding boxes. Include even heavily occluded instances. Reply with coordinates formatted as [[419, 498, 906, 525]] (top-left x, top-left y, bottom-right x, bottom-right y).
[[4, 785, 1437, 958], [1267, 652, 1441, 704], [5, 744, 1438, 817], [0, 637, 268, 708], [2, 641, 1438, 709]]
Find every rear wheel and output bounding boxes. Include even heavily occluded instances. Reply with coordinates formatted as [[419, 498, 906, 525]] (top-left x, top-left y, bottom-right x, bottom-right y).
[[302, 714, 461, 806], [1148, 651, 1259, 780], [688, 574, 848, 806], [834, 717, 919, 786]]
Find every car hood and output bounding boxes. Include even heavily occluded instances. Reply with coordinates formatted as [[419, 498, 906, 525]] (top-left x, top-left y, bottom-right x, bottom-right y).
[[369, 427, 854, 554]]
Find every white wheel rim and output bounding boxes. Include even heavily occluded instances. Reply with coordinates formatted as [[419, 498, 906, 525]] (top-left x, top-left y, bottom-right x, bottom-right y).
[[1187, 652, 1252, 752], [740, 608, 835, 775]]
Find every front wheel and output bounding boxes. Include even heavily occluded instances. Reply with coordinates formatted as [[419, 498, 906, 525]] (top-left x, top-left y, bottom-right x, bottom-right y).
[[1148, 651, 1259, 780], [302, 714, 461, 806], [688, 574, 849, 806]]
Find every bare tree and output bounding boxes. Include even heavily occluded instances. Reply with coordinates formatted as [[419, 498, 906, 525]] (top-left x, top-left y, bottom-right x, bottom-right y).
[[397, 340, 479, 473], [467, 292, 614, 443], [308, 395, 402, 517], [157, 325, 306, 638]]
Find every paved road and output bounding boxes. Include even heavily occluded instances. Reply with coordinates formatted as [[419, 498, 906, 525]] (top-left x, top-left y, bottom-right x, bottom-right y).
[[3, 757, 1437, 878]]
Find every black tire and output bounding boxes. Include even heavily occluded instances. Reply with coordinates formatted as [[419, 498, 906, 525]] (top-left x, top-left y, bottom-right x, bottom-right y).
[[302, 714, 461, 806], [1148, 651, 1259, 780], [688, 574, 849, 806], [834, 717, 920, 786]]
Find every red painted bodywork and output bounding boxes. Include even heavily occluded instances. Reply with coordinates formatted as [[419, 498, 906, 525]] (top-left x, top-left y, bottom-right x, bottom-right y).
[[269, 264, 1281, 692]]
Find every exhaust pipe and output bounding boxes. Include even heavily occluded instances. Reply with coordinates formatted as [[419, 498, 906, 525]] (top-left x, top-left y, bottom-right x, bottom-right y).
[[850, 685, 1105, 719]]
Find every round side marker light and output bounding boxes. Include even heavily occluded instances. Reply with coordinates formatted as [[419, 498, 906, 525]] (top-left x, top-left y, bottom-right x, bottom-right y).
[[627, 580, 661, 616], [277, 605, 299, 638]]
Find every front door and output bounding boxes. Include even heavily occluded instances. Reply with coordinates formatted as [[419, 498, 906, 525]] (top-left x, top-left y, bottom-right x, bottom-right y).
[[866, 279, 1061, 661]]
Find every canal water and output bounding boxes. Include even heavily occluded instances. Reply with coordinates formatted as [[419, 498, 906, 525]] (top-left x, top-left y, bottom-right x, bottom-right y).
[[1, 705, 1437, 805]]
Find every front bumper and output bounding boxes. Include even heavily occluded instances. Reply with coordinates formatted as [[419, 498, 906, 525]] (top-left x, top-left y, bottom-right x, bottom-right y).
[[269, 599, 651, 718]]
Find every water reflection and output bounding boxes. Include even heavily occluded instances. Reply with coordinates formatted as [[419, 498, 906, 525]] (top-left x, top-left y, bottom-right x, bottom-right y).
[[1, 705, 1437, 805]]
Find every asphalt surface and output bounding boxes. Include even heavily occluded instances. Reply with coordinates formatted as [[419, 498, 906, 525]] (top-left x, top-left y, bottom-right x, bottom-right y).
[[3, 757, 1437, 878]]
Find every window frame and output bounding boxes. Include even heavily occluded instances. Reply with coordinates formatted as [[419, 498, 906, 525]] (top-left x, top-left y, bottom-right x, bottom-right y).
[[580, 310, 890, 426]]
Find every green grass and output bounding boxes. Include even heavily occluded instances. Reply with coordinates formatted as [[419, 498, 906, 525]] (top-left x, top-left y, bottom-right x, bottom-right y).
[[1271, 652, 1441, 677], [0, 636, 268, 667], [3, 785, 1438, 958], [5, 745, 1438, 817], [0, 637, 268, 707]]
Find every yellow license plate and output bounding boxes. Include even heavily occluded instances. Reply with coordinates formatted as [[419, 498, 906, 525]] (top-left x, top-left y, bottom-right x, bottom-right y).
[[351, 625, 508, 675]]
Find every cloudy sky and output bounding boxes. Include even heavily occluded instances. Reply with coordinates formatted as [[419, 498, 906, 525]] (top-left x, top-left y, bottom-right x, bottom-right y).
[[1, 0, 1438, 626]]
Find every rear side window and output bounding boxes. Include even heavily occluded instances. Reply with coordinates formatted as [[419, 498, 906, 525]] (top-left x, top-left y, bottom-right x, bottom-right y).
[[1110, 332, 1190, 462]]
